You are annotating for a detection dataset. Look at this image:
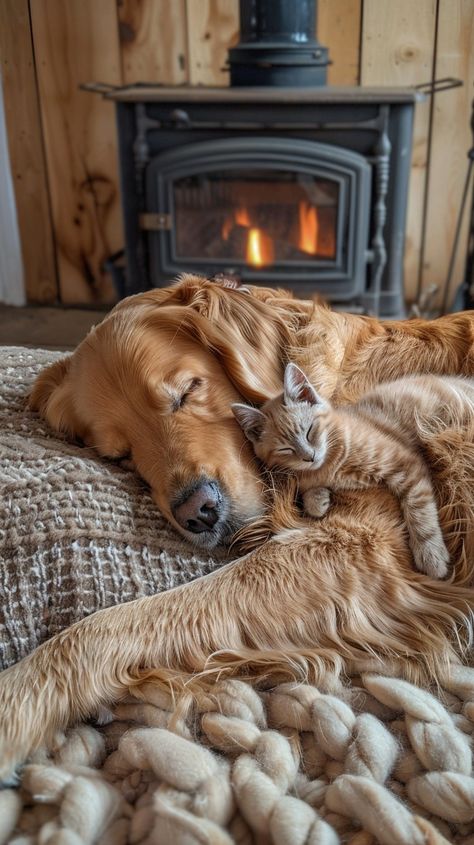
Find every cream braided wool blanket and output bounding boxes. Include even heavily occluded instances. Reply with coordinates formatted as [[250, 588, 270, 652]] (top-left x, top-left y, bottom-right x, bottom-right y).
[[2, 347, 474, 844], [3, 670, 474, 844]]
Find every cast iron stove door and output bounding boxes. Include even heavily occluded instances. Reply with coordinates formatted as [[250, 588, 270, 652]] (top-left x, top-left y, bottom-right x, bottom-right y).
[[145, 138, 371, 301]]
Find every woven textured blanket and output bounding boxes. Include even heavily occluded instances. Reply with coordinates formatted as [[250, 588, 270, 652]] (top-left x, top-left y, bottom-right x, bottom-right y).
[[2, 346, 474, 844], [0, 346, 221, 671]]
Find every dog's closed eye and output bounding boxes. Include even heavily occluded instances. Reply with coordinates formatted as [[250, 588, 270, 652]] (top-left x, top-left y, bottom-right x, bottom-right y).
[[177, 377, 202, 409]]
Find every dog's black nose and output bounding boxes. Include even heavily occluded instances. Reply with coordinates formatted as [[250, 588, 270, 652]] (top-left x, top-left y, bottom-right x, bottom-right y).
[[173, 481, 221, 534]]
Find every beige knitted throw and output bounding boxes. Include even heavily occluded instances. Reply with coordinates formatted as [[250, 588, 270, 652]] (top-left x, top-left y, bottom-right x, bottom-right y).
[[2, 347, 474, 845], [0, 347, 221, 671]]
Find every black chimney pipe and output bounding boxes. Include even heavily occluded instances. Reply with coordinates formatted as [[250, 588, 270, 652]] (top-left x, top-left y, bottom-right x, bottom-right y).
[[228, 0, 330, 87]]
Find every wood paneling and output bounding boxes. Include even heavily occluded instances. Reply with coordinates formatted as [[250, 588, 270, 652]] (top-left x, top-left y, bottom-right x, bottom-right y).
[[30, 0, 123, 305], [420, 0, 474, 309], [118, 0, 188, 84], [0, 0, 57, 303], [3, 0, 473, 308], [319, 0, 362, 86], [185, 0, 239, 86], [185, 0, 362, 88], [360, 0, 437, 303]]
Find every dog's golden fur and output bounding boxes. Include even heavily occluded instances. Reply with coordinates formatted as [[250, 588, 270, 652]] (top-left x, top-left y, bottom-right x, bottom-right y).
[[1, 275, 474, 779]]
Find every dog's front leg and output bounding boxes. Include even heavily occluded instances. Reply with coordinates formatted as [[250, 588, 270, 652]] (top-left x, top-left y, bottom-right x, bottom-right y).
[[1, 524, 467, 782], [0, 562, 245, 781]]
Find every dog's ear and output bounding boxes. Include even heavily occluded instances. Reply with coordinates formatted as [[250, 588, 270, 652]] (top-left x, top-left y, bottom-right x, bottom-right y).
[[166, 275, 293, 403], [29, 352, 130, 458], [29, 357, 81, 436], [231, 403, 266, 444]]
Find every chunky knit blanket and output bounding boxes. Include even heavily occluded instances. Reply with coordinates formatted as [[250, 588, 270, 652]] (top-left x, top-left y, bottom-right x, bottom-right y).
[[3, 671, 474, 844], [2, 346, 474, 844]]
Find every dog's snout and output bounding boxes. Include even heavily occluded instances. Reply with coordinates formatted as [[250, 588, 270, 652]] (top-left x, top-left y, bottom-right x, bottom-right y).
[[173, 481, 221, 534]]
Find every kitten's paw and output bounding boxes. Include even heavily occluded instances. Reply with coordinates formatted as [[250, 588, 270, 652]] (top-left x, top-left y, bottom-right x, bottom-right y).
[[414, 539, 450, 579], [303, 487, 331, 518]]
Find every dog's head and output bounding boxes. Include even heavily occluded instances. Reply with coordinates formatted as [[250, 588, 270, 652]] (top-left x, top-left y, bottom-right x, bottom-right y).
[[30, 276, 302, 548]]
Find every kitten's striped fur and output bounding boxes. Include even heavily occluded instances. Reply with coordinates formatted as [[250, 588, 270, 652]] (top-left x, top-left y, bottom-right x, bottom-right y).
[[233, 368, 474, 580]]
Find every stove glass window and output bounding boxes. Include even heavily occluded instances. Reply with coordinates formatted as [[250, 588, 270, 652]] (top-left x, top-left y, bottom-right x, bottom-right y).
[[172, 169, 339, 267]]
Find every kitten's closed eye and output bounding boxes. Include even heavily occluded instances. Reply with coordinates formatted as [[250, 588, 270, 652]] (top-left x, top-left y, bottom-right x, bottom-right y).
[[306, 424, 314, 440], [276, 447, 294, 456]]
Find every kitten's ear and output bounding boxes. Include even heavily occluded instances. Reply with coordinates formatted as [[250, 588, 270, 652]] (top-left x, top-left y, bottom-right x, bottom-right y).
[[231, 403, 266, 443], [284, 363, 321, 405]]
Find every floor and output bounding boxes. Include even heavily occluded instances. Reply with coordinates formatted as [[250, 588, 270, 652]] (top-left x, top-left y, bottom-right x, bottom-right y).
[[0, 306, 108, 351]]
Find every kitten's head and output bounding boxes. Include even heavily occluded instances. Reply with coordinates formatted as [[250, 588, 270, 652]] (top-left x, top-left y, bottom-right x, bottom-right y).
[[232, 363, 331, 470]]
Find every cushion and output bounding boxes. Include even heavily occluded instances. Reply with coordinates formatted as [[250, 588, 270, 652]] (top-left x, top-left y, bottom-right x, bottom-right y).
[[0, 346, 221, 670]]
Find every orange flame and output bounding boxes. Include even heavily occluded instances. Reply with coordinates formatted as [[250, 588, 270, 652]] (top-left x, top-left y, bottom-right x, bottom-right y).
[[221, 206, 274, 267], [299, 202, 319, 255], [222, 207, 251, 241], [221, 216, 233, 241], [235, 207, 251, 227], [246, 227, 274, 267]]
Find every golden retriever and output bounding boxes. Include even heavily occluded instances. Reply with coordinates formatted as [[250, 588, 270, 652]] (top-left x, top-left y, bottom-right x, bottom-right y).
[[1, 274, 474, 780]]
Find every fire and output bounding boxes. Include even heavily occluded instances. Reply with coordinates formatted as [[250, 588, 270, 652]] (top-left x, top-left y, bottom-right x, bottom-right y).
[[299, 201, 319, 255], [221, 216, 233, 241], [221, 208, 251, 241], [235, 207, 251, 227], [221, 199, 335, 265], [246, 227, 274, 268], [221, 207, 274, 267]]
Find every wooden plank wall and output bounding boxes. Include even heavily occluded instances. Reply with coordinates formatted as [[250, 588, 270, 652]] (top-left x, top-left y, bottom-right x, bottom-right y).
[[29, 0, 124, 305], [420, 0, 474, 308], [0, 0, 57, 303], [118, 0, 188, 85], [360, 0, 437, 302], [1, 0, 473, 308]]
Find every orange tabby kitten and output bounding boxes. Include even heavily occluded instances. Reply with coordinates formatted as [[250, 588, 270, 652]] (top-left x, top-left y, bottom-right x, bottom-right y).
[[233, 364, 474, 579]]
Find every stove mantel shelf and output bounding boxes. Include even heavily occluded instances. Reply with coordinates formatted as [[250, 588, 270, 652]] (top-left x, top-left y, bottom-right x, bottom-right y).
[[87, 83, 423, 106]]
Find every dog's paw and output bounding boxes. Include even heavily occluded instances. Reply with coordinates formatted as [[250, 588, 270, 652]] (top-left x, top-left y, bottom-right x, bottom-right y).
[[303, 487, 331, 518]]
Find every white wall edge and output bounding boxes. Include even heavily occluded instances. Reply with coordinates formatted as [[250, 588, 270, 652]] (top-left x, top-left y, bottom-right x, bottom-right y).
[[0, 70, 26, 306]]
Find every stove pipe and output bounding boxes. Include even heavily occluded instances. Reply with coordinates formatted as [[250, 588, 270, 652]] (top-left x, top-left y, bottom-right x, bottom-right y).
[[228, 0, 330, 87]]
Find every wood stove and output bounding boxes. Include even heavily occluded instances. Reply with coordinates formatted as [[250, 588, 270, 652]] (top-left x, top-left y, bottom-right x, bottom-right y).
[[86, 1, 421, 317]]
